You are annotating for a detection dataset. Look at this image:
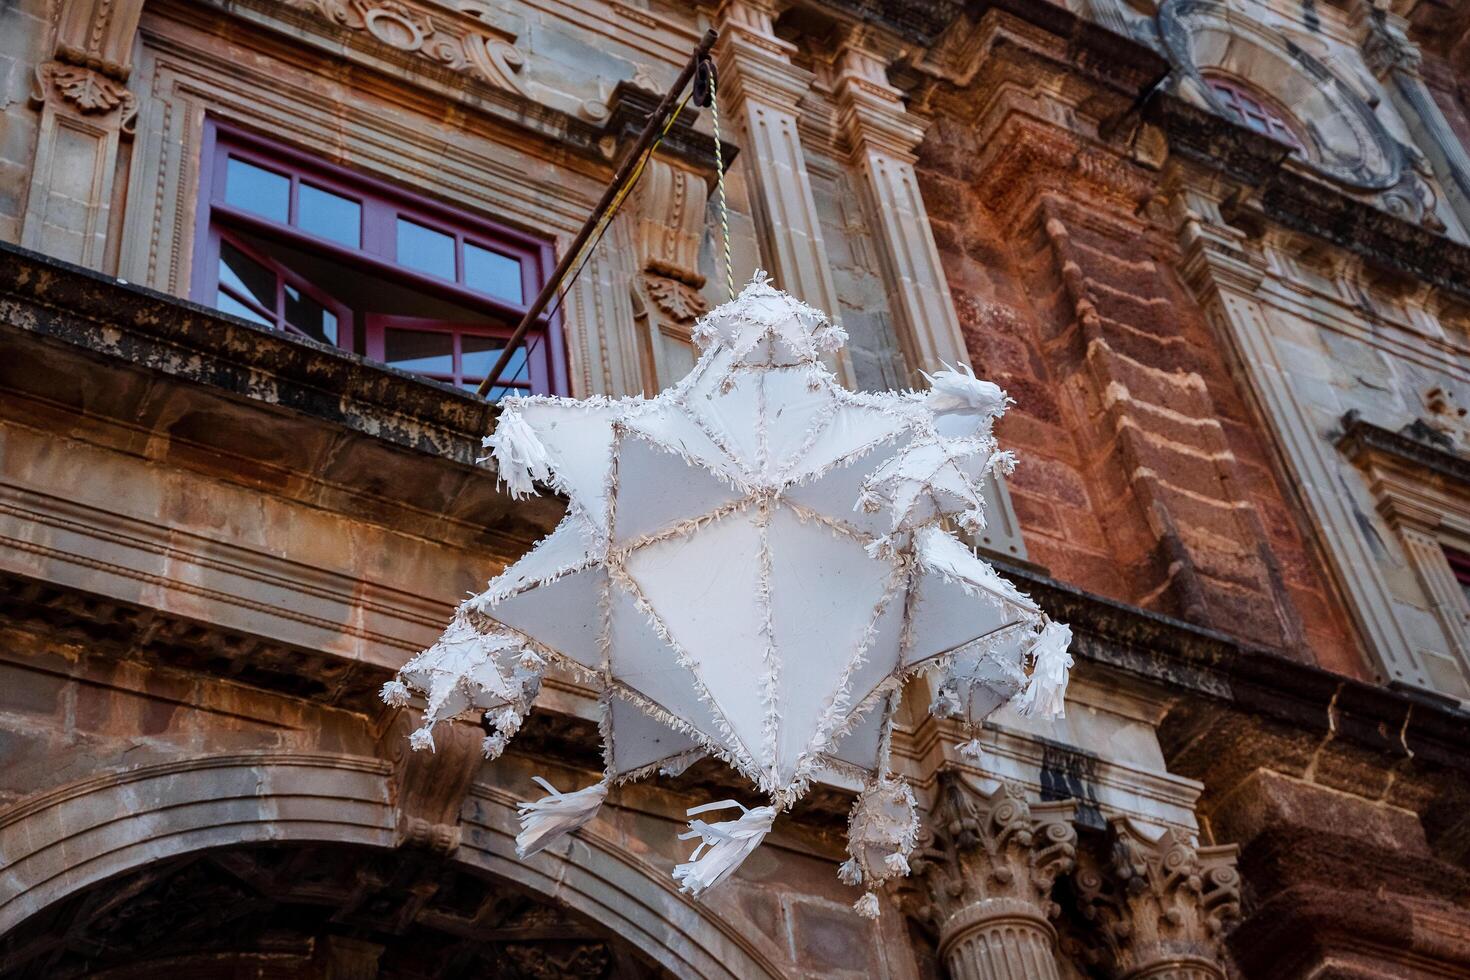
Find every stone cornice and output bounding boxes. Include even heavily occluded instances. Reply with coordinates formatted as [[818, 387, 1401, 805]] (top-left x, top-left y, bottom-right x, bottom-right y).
[[604, 82, 740, 175], [1337, 410, 1470, 489], [0, 240, 561, 546]]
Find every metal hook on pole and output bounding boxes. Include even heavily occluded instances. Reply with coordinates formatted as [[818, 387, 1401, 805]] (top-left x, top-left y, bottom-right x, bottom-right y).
[[477, 28, 720, 399]]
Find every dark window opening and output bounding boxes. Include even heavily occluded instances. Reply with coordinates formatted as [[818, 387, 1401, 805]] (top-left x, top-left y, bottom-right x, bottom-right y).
[[193, 122, 565, 398], [1445, 546, 1470, 610]]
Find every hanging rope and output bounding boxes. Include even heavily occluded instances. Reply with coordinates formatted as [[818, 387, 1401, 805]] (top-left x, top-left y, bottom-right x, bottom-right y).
[[706, 61, 735, 304]]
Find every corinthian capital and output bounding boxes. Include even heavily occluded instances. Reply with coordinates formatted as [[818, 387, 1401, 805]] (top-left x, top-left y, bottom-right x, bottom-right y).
[[1073, 817, 1240, 979], [911, 774, 1078, 936]]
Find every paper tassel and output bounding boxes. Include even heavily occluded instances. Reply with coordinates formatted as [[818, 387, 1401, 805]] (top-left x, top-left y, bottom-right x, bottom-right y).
[[515, 776, 609, 858], [959, 737, 984, 758], [922, 362, 1009, 421], [853, 892, 881, 918], [838, 858, 863, 886], [483, 411, 552, 499], [482, 731, 508, 759], [1014, 621, 1074, 720], [673, 800, 776, 896], [408, 727, 435, 752], [380, 680, 410, 707]]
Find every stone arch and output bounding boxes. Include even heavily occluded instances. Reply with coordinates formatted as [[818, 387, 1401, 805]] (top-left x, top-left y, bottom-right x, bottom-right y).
[[0, 751, 782, 980]]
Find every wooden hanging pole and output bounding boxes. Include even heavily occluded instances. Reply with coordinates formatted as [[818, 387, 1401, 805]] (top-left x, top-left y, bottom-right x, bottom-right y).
[[477, 27, 720, 399]]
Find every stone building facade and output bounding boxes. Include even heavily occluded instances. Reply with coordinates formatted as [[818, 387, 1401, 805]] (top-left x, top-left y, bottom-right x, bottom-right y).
[[2, 0, 1469, 977]]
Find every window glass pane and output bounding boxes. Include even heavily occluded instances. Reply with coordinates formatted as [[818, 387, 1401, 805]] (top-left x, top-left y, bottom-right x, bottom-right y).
[[284, 283, 339, 345], [299, 183, 361, 248], [384, 328, 453, 374], [463, 381, 524, 402], [462, 334, 527, 381], [396, 218, 456, 279], [217, 290, 274, 327], [219, 240, 276, 311], [465, 243, 523, 302], [224, 157, 290, 223]]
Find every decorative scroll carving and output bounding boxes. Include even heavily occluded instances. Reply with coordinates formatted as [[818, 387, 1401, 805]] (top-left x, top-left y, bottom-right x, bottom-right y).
[[278, 0, 526, 92], [1071, 817, 1240, 979]]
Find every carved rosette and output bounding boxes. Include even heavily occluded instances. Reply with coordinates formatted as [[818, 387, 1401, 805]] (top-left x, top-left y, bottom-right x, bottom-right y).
[[1072, 817, 1240, 980], [910, 774, 1077, 980]]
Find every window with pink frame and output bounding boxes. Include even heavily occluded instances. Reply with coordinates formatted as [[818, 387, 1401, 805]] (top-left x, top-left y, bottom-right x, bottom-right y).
[[192, 120, 566, 398], [1203, 74, 1307, 155]]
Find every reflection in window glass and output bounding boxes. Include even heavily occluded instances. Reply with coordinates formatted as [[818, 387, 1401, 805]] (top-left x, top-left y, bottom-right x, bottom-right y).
[[384, 328, 453, 374], [462, 381, 521, 401], [224, 157, 290, 222], [396, 218, 456, 279], [465, 243, 523, 302], [284, 283, 338, 344], [462, 335, 525, 380], [219, 240, 276, 311], [217, 290, 273, 327], [299, 183, 361, 248]]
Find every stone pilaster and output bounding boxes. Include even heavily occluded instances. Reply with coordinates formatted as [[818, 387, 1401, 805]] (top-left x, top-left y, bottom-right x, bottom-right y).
[[628, 156, 711, 390], [714, 0, 849, 381], [23, 0, 144, 270], [1072, 817, 1240, 980], [1358, 6, 1470, 233], [832, 33, 966, 376], [911, 774, 1077, 980]]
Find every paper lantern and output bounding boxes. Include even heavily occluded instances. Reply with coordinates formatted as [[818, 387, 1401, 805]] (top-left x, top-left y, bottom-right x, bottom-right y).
[[386, 273, 1071, 915]]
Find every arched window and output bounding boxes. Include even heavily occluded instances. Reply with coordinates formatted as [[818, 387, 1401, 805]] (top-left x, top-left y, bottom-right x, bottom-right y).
[[1203, 74, 1307, 155]]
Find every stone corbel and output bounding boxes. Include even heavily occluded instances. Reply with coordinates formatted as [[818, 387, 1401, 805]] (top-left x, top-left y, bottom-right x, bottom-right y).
[[1071, 817, 1240, 980], [380, 711, 483, 855], [910, 773, 1077, 980]]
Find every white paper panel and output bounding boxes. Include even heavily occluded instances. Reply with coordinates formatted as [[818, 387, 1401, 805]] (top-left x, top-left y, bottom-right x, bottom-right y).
[[518, 401, 621, 527], [487, 519, 599, 601], [785, 404, 910, 484], [826, 703, 883, 773], [783, 443, 895, 538], [489, 566, 606, 671], [623, 407, 739, 482], [606, 582, 731, 746], [762, 366, 834, 478], [607, 695, 701, 777], [768, 505, 894, 783], [840, 586, 906, 716], [902, 568, 1025, 669], [686, 368, 764, 477], [623, 509, 767, 767], [613, 431, 742, 545]]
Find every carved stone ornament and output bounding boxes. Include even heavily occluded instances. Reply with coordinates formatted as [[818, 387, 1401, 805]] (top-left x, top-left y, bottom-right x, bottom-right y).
[[641, 273, 710, 324], [1158, 0, 1404, 191], [277, 0, 526, 93], [1072, 817, 1240, 979], [32, 61, 137, 129], [909, 774, 1078, 980]]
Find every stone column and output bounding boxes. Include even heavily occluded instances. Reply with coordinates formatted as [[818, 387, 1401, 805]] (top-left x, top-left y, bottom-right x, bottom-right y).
[[1073, 817, 1240, 980], [1359, 7, 1470, 233], [714, 0, 849, 383], [23, 0, 144, 271], [911, 775, 1077, 980]]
